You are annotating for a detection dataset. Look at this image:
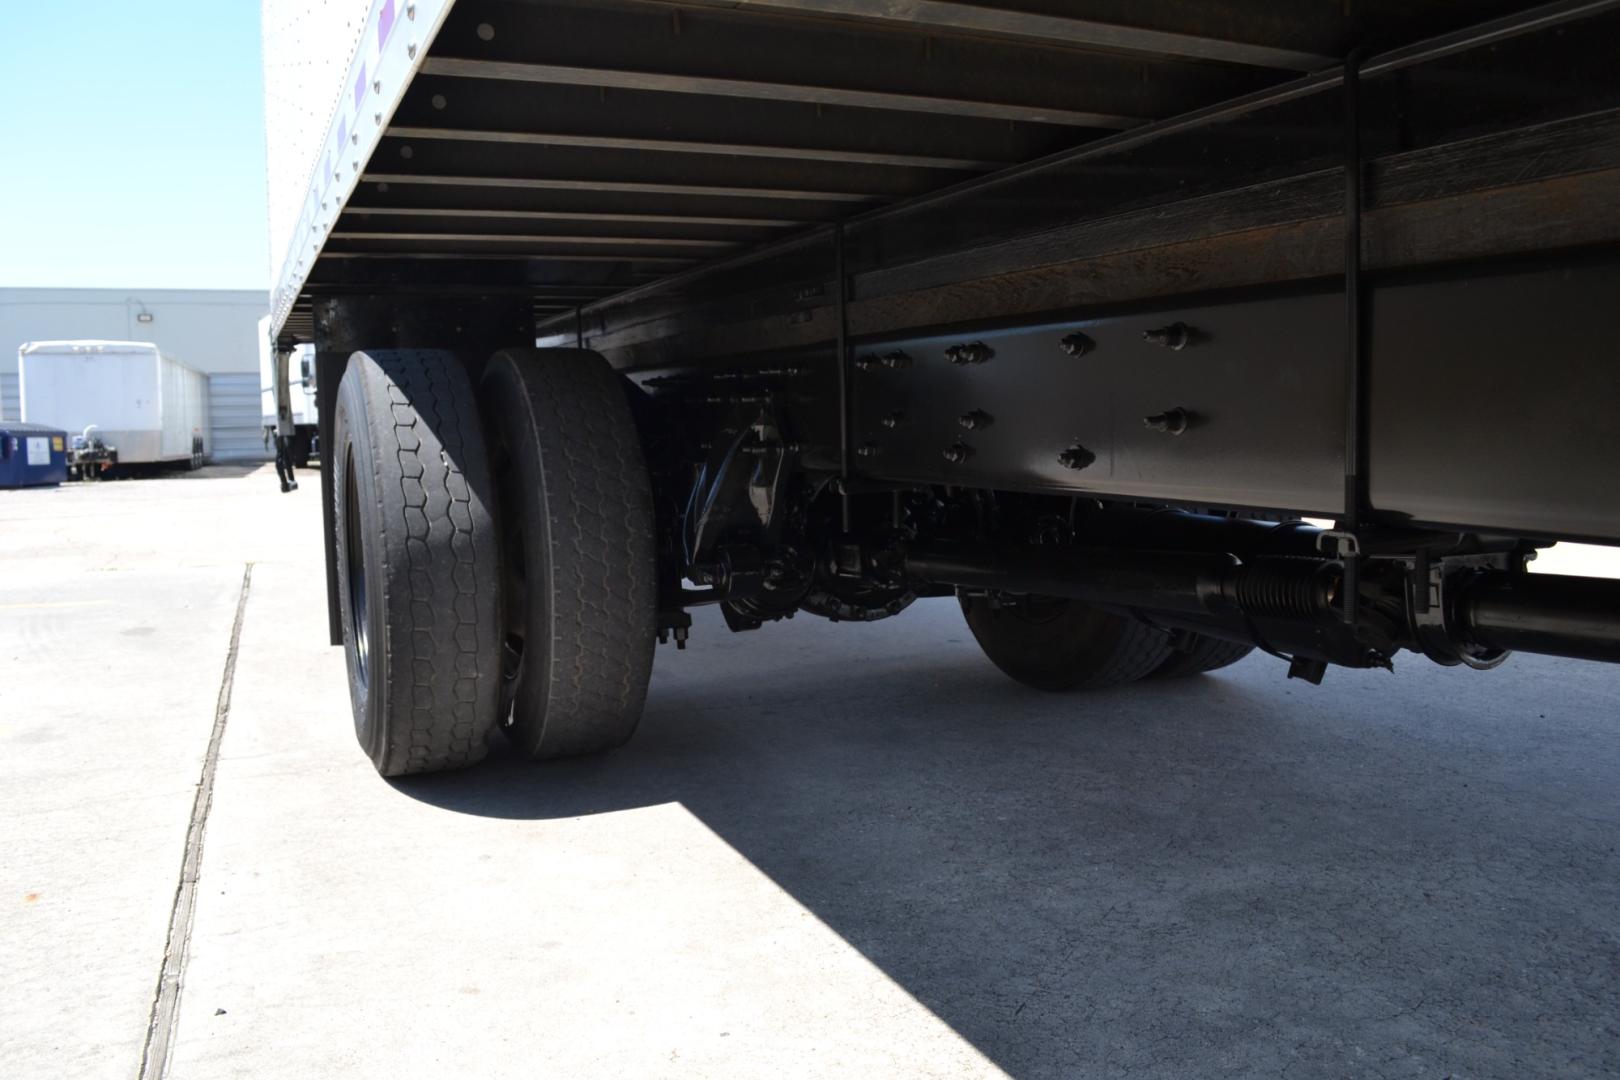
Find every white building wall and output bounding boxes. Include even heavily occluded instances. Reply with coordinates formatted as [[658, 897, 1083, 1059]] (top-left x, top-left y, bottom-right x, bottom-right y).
[[0, 290, 268, 420], [210, 373, 273, 462]]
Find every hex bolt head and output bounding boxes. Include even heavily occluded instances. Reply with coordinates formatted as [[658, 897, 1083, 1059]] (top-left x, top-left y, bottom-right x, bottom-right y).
[[854, 354, 878, 371], [942, 442, 974, 465], [945, 341, 993, 365], [880, 351, 912, 369], [1142, 407, 1192, 435], [1142, 322, 1195, 350], [881, 411, 904, 429], [958, 409, 992, 431], [1058, 444, 1096, 470], [856, 442, 884, 458], [1059, 332, 1095, 357]]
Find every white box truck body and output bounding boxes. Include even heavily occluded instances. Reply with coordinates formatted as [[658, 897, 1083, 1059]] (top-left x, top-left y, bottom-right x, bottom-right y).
[[257, 0, 1620, 784], [18, 341, 209, 465]]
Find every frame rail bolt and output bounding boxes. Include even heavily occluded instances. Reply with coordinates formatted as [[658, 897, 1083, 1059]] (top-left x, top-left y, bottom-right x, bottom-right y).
[[857, 350, 912, 371], [958, 409, 992, 431], [1058, 444, 1096, 470], [942, 442, 974, 464], [945, 341, 993, 365], [881, 411, 905, 429], [1142, 407, 1193, 435], [1142, 322, 1196, 350], [1059, 331, 1095, 357]]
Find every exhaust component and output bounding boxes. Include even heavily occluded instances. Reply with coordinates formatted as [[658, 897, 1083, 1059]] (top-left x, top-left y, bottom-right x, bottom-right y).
[[1459, 572, 1620, 664], [902, 542, 1378, 665], [904, 526, 1620, 670], [903, 544, 1237, 617]]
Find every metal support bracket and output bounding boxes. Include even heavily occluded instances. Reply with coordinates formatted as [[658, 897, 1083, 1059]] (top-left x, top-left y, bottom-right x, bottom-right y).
[[834, 223, 853, 532], [1316, 530, 1362, 560], [272, 343, 295, 440], [1339, 51, 1367, 625]]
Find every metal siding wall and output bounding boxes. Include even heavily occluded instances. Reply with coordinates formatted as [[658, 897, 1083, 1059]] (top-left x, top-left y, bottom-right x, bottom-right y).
[[1, 289, 268, 379], [209, 374, 271, 462], [0, 372, 16, 421]]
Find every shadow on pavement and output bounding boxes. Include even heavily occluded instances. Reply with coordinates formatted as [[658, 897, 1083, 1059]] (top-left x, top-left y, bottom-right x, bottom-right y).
[[392, 601, 1620, 1078]]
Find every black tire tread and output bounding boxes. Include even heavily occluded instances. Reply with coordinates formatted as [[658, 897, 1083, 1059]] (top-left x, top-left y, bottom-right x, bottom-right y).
[[1153, 634, 1256, 678], [1093, 620, 1182, 686], [338, 349, 501, 776], [959, 595, 1174, 692], [482, 348, 656, 759]]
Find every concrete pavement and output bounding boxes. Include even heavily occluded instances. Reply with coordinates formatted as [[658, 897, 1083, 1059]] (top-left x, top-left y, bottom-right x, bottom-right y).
[[3, 467, 1618, 1078]]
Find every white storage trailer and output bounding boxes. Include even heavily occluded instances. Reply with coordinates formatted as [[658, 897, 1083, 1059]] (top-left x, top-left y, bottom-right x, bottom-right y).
[[18, 341, 208, 467]]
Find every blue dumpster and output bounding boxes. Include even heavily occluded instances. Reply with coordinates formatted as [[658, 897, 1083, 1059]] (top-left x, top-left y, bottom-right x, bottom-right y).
[[0, 423, 70, 488]]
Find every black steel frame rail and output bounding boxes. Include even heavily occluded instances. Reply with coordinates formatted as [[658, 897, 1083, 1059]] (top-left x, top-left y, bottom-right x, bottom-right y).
[[349, 205, 809, 228], [536, 0, 1620, 340], [386, 124, 1001, 171], [420, 56, 1146, 128], [691, 0, 1335, 71], [364, 172, 876, 203]]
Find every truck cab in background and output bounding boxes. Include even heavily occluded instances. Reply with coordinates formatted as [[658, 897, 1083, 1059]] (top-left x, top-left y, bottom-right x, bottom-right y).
[[257, 315, 317, 468]]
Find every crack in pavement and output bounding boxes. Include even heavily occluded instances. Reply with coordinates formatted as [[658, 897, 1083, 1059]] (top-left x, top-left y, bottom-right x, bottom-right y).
[[137, 563, 254, 1080]]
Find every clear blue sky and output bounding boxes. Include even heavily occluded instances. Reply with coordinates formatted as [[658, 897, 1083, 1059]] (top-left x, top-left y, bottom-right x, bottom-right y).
[[0, 0, 270, 292]]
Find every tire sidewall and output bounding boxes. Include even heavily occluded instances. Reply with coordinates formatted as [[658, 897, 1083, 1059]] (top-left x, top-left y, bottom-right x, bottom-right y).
[[476, 347, 656, 759], [332, 360, 388, 764], [479, 352, 556, 749]]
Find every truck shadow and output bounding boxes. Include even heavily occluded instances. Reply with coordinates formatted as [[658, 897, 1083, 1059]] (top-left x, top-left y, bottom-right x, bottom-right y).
[[391, 599, 1618, 1077]]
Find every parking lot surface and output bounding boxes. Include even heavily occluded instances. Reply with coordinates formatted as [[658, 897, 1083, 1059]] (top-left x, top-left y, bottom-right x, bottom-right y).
[[3, 467, 1618, 1079]]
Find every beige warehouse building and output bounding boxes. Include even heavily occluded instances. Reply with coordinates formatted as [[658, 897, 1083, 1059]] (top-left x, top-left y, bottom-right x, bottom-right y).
[[0, 288, 269, 460]]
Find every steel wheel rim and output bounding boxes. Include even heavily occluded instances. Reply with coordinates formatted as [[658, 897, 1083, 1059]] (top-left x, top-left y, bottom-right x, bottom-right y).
[[344, 442, 370, 693]]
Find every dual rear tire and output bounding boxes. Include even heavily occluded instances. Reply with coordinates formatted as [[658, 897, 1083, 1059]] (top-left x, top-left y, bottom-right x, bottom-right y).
[[332, 348, 654, 777], [959, 594, 1253, 691], [332, 347, 1254, 775]]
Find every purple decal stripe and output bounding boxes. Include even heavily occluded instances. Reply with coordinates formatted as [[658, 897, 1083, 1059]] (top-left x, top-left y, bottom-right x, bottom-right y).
[[378, 0, 396, 48], [354, 62, 367, 109]]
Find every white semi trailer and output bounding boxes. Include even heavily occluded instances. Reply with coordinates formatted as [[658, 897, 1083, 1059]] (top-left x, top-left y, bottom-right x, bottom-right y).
[[18, 340, 208, 471]]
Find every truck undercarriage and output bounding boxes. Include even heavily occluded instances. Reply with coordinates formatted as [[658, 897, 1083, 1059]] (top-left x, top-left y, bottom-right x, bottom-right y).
[[266, 0, 1620, 775]]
